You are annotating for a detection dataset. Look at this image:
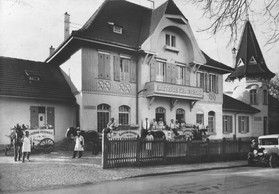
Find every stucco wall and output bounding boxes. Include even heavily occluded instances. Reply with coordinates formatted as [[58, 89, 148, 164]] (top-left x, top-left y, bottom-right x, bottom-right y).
[[0, 97, 75, 145]]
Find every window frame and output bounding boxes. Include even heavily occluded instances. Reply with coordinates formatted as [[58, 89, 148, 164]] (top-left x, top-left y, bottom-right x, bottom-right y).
[[238, 116, 249, 133], [250, 89, 257, 105], [165, 34, 176, 47], [223, 115, 233, 133], [119, 105, 130, 125], [156, 61, 166, 82], [208, 111, 215, 133]]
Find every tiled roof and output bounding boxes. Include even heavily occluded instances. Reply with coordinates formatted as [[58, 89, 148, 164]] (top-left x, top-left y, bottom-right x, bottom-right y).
[[202, 51, 234, 74], [227, 20, 275, 80], [223, 94, 260, 113], [0, 56, 75, 102]]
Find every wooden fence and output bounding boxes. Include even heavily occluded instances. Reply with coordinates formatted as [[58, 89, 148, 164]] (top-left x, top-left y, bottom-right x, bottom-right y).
[[102, 134, 250, 169]]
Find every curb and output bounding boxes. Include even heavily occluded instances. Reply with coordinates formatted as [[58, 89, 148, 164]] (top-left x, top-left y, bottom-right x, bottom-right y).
[[130, 164, 248, 178]]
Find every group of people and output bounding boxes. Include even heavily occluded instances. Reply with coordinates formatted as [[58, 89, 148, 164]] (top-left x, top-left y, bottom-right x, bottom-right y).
[[142, 118, 181, 136], [11, 124, 32, 163]]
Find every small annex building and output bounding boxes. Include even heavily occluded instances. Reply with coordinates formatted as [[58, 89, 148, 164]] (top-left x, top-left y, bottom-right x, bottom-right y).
[[0, 56, 77, 147]]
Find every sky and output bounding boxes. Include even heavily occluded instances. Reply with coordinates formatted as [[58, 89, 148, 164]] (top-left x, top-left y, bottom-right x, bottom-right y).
[[0, 0, 278, 92]]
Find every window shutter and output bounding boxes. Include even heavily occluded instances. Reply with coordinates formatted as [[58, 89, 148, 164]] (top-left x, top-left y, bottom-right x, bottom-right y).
[[222, 116, 225, 133], [113, 55, 120, 81], [104, 54, 111, 79], [205, 73, 209, 92], [30, 106, 38, 129], [98, 53, 105, 78], [130, 59, 136, 83], [229, 116, 232, 133], [47, 107, 55, 130], [166, 63, 172, 83], [216, 75, 219, 94], [171, 64, 177, 84], [150, 59, 156, 81], [185, 67, 190, 85], [246, 117, 249, 132], [238, 117, 241, 133], [125, 59, 130, 82]]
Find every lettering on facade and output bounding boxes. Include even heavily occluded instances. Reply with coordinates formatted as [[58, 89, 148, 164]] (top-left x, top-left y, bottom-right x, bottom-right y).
[[146, 82, 203, 99]]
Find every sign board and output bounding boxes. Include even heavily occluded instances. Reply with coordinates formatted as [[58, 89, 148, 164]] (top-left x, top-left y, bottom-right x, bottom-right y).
[[26, 129, 54, 146]]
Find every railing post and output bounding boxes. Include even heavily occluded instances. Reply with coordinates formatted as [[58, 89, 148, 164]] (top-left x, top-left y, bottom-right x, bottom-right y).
[[136, 135, 141, 166], [102, 133, 108, 169], [163, 138, 168, 165], [222, 137, 226, 161]]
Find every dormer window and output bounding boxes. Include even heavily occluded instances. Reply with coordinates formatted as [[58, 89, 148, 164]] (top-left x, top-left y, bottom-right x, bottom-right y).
[[249, 56, 257, 64], [113, 25, 123, 34], [25, 70, 41, 82], [237, 58, 245, 67]]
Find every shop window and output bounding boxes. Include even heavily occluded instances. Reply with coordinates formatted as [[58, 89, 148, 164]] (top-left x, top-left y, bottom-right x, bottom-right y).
[[250, 89, 257, 104], [263, 89, 268, 105], [155, 107, 166, 123], [176, 108, 185, 124], [196, 112, 204, 125], [223, 115, 233, 133], [98, 52, 111, 79], [208, 111, 215, 133], [30, 106, 54, 129], [119, 105, 130, 125], [97, 104, 110, 133], [238, 116, 249, 133]]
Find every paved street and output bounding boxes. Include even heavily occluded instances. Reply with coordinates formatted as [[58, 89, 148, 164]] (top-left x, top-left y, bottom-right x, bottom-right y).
[[17, 167, 279, 194], [0, 150, 247, 193]]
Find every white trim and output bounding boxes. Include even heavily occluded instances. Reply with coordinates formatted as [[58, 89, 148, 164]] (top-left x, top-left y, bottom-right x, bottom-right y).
[[120, 54, 131, 59], [155, 58, 167, 63], [98, 50, 111, 55]]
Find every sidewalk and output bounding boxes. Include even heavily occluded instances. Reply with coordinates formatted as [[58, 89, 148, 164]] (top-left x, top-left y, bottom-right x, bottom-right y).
[[0, 150, 247, 193]]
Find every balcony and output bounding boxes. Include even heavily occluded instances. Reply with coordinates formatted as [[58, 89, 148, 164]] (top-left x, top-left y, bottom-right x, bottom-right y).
[[145, 81, 204, 100]]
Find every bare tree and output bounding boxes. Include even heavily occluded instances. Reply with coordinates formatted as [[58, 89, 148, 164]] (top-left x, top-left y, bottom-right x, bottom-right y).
[[269, 72, 279, 100], [189, 0, 279, 47]]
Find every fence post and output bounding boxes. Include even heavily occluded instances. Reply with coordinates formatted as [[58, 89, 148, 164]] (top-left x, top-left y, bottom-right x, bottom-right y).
[[136, 135, 141, 166], [206, 138, 210, 162], [102, 133, 108, 169], [222, 137, 226, 161], [163, 139, 168, 164], [186, 141, 190, 163], [238, 138, 242, 159]]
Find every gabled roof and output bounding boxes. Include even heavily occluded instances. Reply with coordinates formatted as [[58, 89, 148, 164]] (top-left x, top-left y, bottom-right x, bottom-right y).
[[227, 20, 275, 81], [223, 94, 260, 114], [201, 51, 234, 74], [0, 56, 75, 102]]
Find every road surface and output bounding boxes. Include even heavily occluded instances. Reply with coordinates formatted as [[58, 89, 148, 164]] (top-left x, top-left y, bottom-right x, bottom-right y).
[[16, 166, 279, 194]]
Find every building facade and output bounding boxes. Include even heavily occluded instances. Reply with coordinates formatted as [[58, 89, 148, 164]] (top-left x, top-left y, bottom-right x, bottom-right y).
[[46, 0, 233, 139]]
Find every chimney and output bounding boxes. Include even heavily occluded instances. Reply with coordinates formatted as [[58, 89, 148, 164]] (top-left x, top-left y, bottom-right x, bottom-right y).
[[49, 45, 55, 56], [64, 12, 70, 40]]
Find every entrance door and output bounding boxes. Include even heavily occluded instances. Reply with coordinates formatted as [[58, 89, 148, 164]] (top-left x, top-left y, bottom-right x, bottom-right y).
[[97, 104, 111, 133]]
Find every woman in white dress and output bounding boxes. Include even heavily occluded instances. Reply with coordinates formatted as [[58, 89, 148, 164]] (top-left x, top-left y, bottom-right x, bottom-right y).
[[22, 131, 31, 163]]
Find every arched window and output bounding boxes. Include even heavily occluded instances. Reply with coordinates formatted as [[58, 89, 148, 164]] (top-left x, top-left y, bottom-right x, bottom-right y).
[[208, 111, 215, 133], [119, 105, 130, 125], [176, 108, 185, 124], [97, 104, 110, 133], [263, 89, 268, 105], [155, 107, 166, 123], [196, 110, 204, 124], [250, 89, 257, 104]]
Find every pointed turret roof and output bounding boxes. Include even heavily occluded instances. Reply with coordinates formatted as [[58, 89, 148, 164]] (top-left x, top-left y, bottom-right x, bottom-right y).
[[227, 20, 275, 81]]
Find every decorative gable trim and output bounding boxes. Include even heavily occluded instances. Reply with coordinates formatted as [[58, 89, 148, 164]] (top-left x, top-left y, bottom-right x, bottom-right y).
[[165, 14, 188, 24]]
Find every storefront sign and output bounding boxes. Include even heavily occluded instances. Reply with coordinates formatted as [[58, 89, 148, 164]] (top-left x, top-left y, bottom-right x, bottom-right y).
[[146, 82, 203, 99], [26, 129, 54, 145]]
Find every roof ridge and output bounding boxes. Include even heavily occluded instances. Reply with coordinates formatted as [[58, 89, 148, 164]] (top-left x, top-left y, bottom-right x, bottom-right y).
[[0, 56, 45, 64]]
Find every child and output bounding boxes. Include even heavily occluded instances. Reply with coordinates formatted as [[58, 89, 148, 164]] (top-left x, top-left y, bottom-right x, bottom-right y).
[[22, 131, 31, 163], [72, 130, 84, 158]]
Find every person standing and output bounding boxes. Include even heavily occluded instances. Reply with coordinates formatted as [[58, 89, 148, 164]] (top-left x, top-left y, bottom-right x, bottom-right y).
[[72, 130, 84, 158], [145, 130, 154, 156], [12, 124, 23, 162], [22, 131, 31, 163]]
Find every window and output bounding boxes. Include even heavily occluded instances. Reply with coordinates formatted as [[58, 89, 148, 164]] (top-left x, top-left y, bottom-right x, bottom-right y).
[[119, 105, 130, 125], [176, 65, 185, 85], [98, 52, 111, 79], [209, 74, 218, 93], [196, 112, 204, 124], [176, 108, 185, 124], [25, 70, 41, 82], [250, 89, 257, 104], [208, 111, 215, 133], [113, 25, 122, 34], [165, 34, 176, 47], [120, 58, 130, 82], [30, 106, 54, 129], [223, 115, 233, 133], [155, 107, 166, 123], [263, 89, 268, 105], [197, 72, 207, 91], [97, 104, 110, 133], [156, 61, 166, 82], [238, 116, 249, 133]]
